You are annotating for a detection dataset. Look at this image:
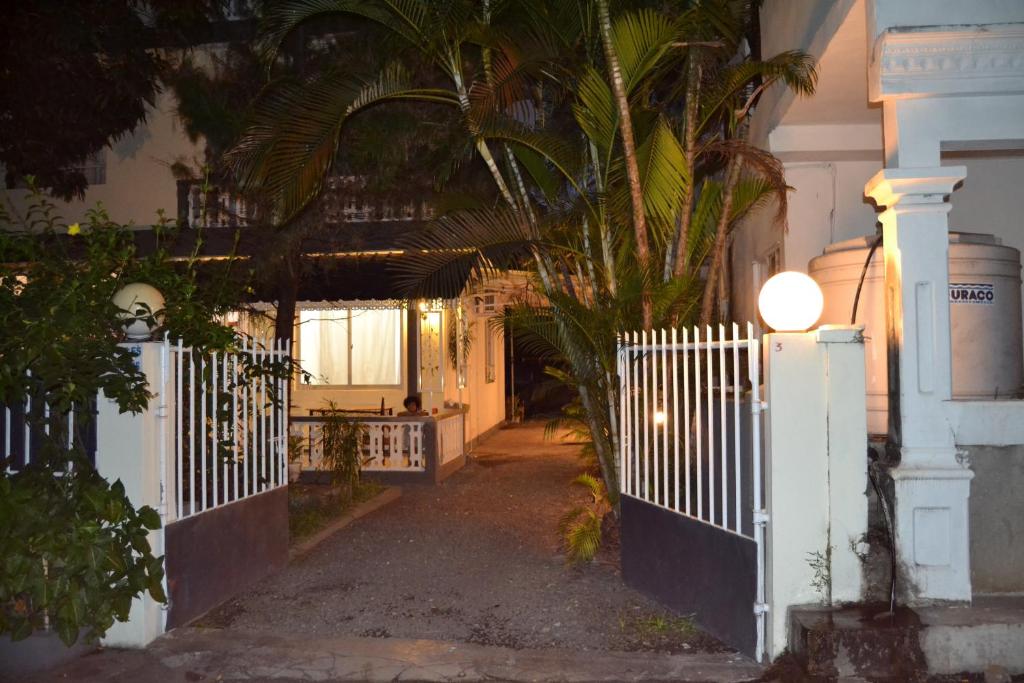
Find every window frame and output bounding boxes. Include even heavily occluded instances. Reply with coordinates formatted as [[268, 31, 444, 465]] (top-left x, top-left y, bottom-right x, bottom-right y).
[[296, 306, 404, 389]]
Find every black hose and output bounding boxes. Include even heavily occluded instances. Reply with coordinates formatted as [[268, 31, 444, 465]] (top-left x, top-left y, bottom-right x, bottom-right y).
[[868, 451, 898, 613], [850, 234, 883, 325]]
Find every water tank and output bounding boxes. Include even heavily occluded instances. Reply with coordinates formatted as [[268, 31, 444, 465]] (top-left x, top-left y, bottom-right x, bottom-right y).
[[809, 232, 1023, 435]]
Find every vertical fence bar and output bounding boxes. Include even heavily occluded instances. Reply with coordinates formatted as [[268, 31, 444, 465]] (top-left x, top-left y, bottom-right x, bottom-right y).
[[660, 329, 669, 506], [683, 327, 691, 516], [650, 329, 659, 506], [640, 330, 649, 501], [270, 339, 278, 488], [24, 370, 31, 466], [232, 350, 239, 502], [242, 337, 250, 498], [732, 323, 742, 533], [626, 331, 634, 497], [706, 325, 715, 525], [221, 351, 229, 502], [200, 355, 207, 512], [671, 327, 680, 512], [5, 405, 11, 473], [631, 332, 640, 497], [283, 339, 292, 485], [617, 336, 627, 496], [212, 351, 219, 508], [693, 326, 702, 520], [260, 339, 268, 490], [749, 321, 765, 663], [189, 351, 196, 517], [251, 341, 260, 493], [719, 323, 729, 531], [176, 340, 184, 519]]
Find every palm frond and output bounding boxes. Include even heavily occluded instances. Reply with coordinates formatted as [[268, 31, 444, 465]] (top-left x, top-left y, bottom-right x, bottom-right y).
[[610, 8, 680, 94], [393, 207, 537, 297]]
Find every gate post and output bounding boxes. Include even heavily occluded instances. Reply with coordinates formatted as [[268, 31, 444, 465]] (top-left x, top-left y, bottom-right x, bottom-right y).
[[763, 326, 868, 659], [93, 342, 174, 648]]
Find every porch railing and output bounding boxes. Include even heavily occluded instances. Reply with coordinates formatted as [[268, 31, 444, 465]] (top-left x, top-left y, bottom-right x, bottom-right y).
[[290, 410, 464, 475]]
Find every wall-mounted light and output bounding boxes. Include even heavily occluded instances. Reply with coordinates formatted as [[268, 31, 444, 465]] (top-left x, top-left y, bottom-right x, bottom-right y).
[[757, 271, 824, 332], [653, 410, 667, 425]]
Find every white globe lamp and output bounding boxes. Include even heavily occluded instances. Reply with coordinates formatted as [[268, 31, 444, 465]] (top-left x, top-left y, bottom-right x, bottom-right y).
[[757, 271, 824, 332], [113, 283, 165, 341]]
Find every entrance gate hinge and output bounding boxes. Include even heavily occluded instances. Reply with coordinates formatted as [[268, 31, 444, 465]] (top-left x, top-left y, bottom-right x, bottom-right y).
[[753, 509, 769, 526], [753, 602, 770, 616]]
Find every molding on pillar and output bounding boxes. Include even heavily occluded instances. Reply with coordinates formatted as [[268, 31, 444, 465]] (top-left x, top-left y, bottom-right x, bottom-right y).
[[869, 24, 1024, 101], [865, 166, 966, 209]]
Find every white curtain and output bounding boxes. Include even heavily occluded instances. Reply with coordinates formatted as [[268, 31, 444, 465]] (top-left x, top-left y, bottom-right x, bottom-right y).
[[299, 309, 349, 385], [350, 308, 401, 385]]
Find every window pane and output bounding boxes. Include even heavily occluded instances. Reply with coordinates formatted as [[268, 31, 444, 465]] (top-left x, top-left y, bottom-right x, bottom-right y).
[[299, 309, 349, 385], [350, 308, 401, 385]]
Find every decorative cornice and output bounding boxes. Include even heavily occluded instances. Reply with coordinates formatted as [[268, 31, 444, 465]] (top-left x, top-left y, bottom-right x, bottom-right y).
[[869, 24, 1024, 101], [865, 167, 966, 209]]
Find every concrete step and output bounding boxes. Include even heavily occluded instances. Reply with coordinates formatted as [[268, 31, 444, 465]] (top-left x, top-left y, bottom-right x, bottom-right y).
[[790, 596, 1024, 679]]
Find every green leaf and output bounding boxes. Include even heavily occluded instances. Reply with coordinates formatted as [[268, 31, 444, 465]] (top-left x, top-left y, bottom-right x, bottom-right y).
[[11, 617, 34, 642], [137, 506, 161, 531], [55, 617, 79, 647]]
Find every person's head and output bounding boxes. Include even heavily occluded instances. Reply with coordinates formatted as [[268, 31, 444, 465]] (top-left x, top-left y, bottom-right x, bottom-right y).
[[403, 395, 421, 412]]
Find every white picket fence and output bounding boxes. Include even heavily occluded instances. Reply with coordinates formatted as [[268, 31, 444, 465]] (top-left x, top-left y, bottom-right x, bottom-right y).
[[617, 323, 766, 661], [163, 337, 290, 521]]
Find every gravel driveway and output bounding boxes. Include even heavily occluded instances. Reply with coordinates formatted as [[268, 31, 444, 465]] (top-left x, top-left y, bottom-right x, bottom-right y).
[[202, 423, 726, 654]]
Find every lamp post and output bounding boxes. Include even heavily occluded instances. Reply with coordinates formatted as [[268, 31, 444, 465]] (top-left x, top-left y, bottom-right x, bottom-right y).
[[112, 283, 165, 341]]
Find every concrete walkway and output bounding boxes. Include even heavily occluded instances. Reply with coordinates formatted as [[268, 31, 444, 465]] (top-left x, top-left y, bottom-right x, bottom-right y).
[[24, 627, 763, 682]]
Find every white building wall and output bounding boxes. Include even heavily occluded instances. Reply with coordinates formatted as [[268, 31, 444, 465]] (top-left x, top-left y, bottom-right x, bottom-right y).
[[444, 312, 506, 445], [3, 89, 200, 228], [732, 157, 882, 325]]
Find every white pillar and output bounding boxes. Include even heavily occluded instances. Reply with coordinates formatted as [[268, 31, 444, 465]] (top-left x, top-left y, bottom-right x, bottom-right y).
[[94, 342, 173, 647], [763, 326, 868, 659], [865, 168, 974, 602]]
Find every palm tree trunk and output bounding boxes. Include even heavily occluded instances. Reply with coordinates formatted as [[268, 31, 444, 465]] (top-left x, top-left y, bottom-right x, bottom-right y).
[[578, 380, 619, 509], [597, 0, 651, 328], [589, 140, 617, 297], [698, 152, 742, 325], [274, 248, 301, 343], [669, 54, 701, 281]]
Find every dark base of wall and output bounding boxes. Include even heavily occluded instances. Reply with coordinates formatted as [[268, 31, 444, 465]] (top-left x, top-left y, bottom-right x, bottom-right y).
[[165, 487, 289, 629], [620, 495, 758, 658], [436, 453, 466, 483], [0, 629, 93, 680], [467, 421, 506, 451]]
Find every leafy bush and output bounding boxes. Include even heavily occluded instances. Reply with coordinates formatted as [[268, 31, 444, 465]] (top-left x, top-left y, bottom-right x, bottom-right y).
[[0, 188, 284, 645], [0, 452, 165, 646]]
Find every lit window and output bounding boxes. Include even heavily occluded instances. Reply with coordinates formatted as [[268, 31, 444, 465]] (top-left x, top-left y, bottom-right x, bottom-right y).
[[484, 321, 496, 384], [299, 307, 402, 386]]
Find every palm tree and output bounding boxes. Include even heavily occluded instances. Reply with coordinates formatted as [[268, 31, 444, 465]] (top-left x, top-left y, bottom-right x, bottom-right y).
[[226, 0, 816, 506]]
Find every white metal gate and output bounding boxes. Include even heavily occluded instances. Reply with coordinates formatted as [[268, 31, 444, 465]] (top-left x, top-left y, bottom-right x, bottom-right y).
[[161, 337, 290, 522], [617, 323, 767, 661]]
